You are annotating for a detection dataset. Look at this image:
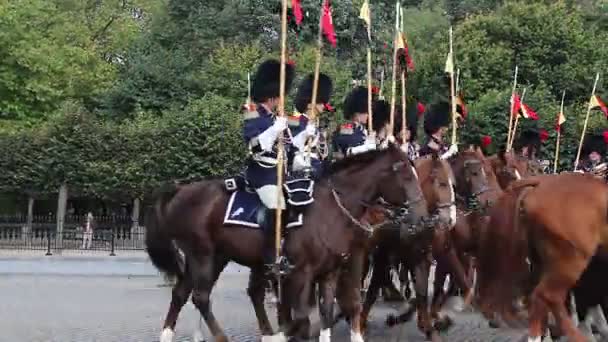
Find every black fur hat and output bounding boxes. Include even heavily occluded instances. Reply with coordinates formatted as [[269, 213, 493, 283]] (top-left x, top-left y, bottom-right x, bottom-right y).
[[294, 73, 333, 113], [423, 101, 451, 135], [343, 86, 370, 120], [514, 128, 541, 151], [391, 101, 420, 141], [372, 99, 391, 131], [582, 132, 607, 157], [251, 59, 296, 103]]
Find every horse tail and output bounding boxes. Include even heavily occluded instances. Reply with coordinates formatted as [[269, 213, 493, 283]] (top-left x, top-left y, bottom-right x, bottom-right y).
[[476, 182, 536, 321], [145, 183, 183, 279]]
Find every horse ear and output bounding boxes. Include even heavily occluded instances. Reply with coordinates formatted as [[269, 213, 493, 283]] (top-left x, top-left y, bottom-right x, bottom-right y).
[[475, 146, 486, 160], [498, 149, 507, 163]]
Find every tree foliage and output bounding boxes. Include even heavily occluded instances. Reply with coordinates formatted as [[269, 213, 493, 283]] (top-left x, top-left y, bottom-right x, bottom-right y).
[[2, 0, 608, 199]]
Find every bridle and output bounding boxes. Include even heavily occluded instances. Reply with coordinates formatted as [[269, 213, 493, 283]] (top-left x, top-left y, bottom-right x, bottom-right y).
[[456, 158, 499, 216], [328, 159, 427, 236]]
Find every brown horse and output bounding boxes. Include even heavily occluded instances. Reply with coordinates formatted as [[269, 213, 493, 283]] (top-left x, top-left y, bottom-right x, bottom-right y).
[[476, 173, 608, 342], [430, 148, 544, 317], [144, 144, 427, 342], [358, 154, 457, 341]]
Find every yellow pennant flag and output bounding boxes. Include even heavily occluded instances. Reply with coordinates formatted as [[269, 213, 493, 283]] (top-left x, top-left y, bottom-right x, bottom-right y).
[[557, 111, 566, 126], [359, 0, 370, 28], [395, 31, 405, 50], [444, 52, 454, 74]]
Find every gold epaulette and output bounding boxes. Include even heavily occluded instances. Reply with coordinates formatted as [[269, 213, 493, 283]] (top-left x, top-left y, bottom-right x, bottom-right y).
[[339, 123, 354, 135]]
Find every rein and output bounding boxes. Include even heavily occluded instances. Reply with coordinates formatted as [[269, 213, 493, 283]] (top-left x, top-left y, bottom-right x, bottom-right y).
[[327, 160, 423, 235]]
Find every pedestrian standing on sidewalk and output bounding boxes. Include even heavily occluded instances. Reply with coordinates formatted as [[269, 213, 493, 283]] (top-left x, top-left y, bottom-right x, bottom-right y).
[[81, 212, 95, 249]]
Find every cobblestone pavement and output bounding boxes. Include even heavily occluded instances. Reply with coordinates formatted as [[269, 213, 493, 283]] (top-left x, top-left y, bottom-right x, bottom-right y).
[[0, 257, 533, 342]]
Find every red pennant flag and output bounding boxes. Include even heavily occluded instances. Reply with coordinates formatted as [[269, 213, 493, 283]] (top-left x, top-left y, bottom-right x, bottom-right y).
[[321, 1, 337, 47], [520, 103, 539, 120], [511, 93, 522, 117], [292, 0, 303, 25], [603, 130, 608, 144], [590, 95, 608, 118]]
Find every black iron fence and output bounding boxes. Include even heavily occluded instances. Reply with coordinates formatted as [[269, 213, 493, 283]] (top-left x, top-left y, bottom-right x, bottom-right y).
[[0, 214, 146, 256]]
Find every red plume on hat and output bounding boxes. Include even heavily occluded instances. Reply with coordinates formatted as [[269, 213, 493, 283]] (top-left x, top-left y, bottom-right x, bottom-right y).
[[539, 129, 549, 143], [416, 102, 426, 117], [603, 130, 608, 144], [481, 135, 492, 148]]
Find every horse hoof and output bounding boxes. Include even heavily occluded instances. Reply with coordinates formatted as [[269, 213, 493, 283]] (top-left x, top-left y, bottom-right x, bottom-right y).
[[386, 314, 397, 327], [433, 316, 453, 332], [160, 328, 175, 342], [428, 330, 442, 342]]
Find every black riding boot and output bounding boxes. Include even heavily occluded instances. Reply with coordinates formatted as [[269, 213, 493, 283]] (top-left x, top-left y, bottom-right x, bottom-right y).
[[261, 207, 277, 270]]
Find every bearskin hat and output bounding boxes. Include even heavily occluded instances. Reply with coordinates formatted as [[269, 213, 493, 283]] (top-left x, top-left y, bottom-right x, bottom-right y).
[[372, 99, 391, 131], [343, 86, 370, 120], [390, 101, 419, 141], [582, 133, 607, 157], [514, 128, 541, 151], [294, 73, 333, 113], [251, 59, 296, 103], [423, 101, 451, 135]]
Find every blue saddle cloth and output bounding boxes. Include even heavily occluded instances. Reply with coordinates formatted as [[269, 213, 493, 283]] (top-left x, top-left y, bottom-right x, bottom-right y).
[[223, 190, 303, 229]]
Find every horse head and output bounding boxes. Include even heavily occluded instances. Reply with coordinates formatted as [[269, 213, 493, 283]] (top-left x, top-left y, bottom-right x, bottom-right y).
[[324, 143, 428, 233], [450, 147, 497, 211], [415, 153, 456, 228], [491, 149, 524, 189]]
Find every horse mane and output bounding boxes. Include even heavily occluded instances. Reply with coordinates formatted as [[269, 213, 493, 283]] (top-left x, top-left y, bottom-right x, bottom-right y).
[[323, 147, 394, 177]]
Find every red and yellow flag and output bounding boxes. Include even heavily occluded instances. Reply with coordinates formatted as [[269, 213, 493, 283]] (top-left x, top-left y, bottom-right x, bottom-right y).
[[590, 95, 608, 118], [555, 111, 566, 132], [321, 0, 336, 47]]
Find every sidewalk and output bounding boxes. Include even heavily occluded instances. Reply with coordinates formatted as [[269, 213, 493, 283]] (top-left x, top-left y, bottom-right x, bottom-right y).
[[0, 250, 248, 277]]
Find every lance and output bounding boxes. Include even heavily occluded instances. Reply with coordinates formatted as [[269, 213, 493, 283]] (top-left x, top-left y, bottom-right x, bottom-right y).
[[388, 1, 400, 137], [448, 26, 457, 145], [574, 72, 601, 171], [399, 5, 407, 143], [365, 2, 374, 133], [507, 87, 527, 151], [553, 90, 566, 174], [303, 0, 327, 159], [506, 66, 519, 150], [274, 0, 289, 280]]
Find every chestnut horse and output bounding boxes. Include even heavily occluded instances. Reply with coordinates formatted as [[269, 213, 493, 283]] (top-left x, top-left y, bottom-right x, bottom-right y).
[[144, 144, 427, 342], [477, 173, 608, 342], [358, 154, 457, 342]]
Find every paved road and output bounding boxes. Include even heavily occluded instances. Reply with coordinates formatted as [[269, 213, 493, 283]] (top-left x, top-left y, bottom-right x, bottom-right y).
[[0, 256, 530, 341]]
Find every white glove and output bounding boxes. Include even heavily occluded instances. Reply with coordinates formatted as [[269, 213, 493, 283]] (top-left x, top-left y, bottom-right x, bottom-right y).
[[348, 142, 376, 155], [386, 135, 396, 144], [305, 123, 316, 137], [272, 116, 288, 132], [574, 170, 584, 174], [440, 144, 459, 160], [292, 151, 311, 172], [258, 117, 288, 152], [400, 142, 409, 154]]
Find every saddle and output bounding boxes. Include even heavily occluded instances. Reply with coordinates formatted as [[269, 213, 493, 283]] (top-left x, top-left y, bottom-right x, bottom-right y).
[[222, 173, 315, 229]]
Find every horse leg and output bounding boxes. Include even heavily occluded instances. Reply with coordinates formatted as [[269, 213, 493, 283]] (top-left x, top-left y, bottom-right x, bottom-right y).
[[430, 258, 449, 319], [413, 257, 442, 342], [189, 253, 229, 342], [285, 270, 314, 341], [318, 273, 338, 342], [247, 268, 277, 340], [361, 251, 388, 331], [160, 273, 193, 342], [337, 251, 366, 342]]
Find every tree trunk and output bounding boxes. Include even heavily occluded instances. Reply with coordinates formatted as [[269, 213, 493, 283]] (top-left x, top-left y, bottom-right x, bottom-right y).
[[23, 196, 34, 244], [56, 184, 69, 254], [131, 197, 141, 238]]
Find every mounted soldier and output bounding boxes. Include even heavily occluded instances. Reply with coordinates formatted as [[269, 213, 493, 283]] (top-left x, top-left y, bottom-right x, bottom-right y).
[[579, 131, 608, 179], [371, 98, 394, 147], [332, 86, 377, 159], [419, 101, 458, 159], [289, 72, 333, 179], [243, 59, 295, 271], [394, 99, 421, 161]]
